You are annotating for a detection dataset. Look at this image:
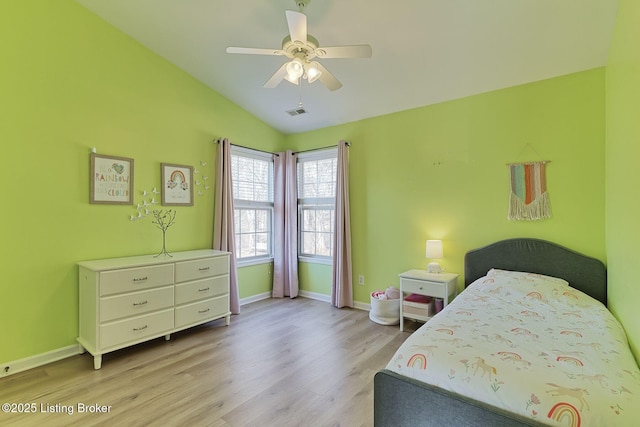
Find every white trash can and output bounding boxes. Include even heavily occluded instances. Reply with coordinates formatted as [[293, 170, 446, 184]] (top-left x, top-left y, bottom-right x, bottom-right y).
[[369, 292, 400, 325]]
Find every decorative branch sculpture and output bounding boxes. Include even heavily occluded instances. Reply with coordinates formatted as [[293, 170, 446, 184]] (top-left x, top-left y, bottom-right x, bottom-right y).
[[152, 209, 177, 257]]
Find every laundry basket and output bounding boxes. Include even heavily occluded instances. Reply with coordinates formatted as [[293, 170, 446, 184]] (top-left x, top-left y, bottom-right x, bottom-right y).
[[369, 292, 400, 325]]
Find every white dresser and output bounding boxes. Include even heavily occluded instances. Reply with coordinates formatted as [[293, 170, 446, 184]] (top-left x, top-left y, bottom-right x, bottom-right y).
[[78, 249, 231, 369]]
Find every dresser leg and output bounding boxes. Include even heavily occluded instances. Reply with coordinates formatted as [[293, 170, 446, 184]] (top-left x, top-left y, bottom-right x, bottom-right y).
[[93, 355, 102, 370], [225, 314, 231, 326], [165, 334, 171, 341]]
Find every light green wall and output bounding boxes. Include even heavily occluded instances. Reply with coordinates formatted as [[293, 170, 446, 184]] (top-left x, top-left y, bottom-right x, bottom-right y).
[[606, 0, 640, 361], [299, 262, 333, 296], [0, 1, 282, 363], [237, 263, 273, 299], [286, 69, 606, 304]]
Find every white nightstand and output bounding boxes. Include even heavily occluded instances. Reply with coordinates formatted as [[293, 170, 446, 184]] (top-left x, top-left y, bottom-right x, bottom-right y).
[[398, 270, 459, 331]]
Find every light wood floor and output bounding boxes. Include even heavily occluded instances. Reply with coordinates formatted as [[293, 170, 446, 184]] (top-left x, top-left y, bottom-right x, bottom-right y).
[[0, 297, 417, 427]]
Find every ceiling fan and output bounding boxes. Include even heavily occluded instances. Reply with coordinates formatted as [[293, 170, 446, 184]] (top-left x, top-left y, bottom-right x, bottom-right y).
[[225, 0, 372, 91]]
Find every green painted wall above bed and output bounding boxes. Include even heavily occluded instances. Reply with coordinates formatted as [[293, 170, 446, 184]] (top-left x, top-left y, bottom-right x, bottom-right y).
[[286, 68, 606, 305]]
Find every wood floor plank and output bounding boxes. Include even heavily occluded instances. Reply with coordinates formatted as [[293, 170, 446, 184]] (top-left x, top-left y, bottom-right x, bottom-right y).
[[0, 298, 415, 426]]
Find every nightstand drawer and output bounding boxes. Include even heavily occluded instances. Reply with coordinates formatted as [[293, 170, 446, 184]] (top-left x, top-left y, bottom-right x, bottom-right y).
[[100, 264, 174, 296], [175, 257, 229, 283], [402, 278, 445, 296], [100, 286, 174, 322], [175, 276, 228, 305], [100, 309, 174, 349]]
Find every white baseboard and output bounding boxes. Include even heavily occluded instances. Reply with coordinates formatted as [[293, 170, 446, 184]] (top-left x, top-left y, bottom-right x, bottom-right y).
[[353, 300, 371, 311], [298, 290, 370, 311], [298, 289, 331, 303], [1, 344, 82, 378], [240, 291, 272, 306]]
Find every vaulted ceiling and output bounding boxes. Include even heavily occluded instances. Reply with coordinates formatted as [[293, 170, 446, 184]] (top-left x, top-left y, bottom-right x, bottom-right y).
[[77, 0, 618, 134]]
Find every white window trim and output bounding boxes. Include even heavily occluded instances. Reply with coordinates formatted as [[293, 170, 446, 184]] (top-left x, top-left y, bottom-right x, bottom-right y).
[[298, 255, 333, 265], [297, 147, 338, 262], [231, 146, 275, 264]]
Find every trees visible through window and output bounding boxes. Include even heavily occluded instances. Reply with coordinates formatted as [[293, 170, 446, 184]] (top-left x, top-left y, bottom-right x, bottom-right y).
[[231, 147, 274, 262], [297, 149, 337, 259]]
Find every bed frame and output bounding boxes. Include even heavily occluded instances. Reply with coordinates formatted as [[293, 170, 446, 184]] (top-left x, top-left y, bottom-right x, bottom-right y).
[[374, 238, 607, 427]]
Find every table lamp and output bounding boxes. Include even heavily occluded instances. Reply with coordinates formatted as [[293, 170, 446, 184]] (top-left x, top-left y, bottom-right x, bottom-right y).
[[426, 240, 443, 273]]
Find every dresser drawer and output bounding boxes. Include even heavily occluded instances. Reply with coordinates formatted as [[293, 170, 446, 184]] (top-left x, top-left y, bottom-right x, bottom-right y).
[[100, 264, 174, 296], [175, 256, 228, 283], [175, 276, 228, 305], [100, 309, 174, 349], [100, 286, 174, 322], [175, 295, 229, 328], [402, 278, 446, 296]]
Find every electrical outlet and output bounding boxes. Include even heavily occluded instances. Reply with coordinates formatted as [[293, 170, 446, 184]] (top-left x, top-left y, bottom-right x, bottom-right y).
[[358, 275, 365, 285]]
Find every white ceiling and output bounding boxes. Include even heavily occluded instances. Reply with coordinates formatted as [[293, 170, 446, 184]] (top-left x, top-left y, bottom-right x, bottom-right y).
[[76, 0, 618, 135]]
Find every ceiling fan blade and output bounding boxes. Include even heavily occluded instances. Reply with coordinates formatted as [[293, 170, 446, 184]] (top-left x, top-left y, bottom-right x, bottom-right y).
[[316, 44, 372, 59], [263, 63, 289, 88], [314, 62, 342, 91], [226, 46, 284, 56], [285, 10, 307, 44]]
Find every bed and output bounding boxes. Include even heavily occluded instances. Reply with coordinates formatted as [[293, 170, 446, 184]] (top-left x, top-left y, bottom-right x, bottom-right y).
[[374, 238, 640, 427]]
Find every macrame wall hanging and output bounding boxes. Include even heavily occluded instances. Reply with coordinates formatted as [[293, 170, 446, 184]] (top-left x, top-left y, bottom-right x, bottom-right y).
[[507, 160, 551, 221]]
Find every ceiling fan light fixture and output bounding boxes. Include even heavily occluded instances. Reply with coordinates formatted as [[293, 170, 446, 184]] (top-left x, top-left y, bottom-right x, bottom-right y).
[[285, 58, 304, 83], [226, 3, 370, 92], [305, 61, 322, 83]]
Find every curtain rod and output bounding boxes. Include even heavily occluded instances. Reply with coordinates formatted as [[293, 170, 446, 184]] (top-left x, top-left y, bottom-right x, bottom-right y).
[[214, 139, 350, 156], [292, 141, 350, 155], [213, 139, 279, 157]]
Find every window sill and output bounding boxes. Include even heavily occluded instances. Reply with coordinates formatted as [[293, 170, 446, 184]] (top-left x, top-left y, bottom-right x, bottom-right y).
[[298, 256, 333, 266], [237, 257, 274, 268]]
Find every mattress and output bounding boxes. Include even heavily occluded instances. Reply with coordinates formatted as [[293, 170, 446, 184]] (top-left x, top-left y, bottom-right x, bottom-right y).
[[386, 269, 640, 426]]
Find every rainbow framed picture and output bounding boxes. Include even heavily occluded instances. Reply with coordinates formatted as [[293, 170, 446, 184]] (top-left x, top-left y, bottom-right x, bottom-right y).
[[161, 163, 193, 206], [90, 153, 134, 205]]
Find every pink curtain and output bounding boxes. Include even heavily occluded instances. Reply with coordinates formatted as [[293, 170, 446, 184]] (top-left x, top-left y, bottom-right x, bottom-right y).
[[332, 141, 353, 308], [272, 150, 299, 298], [213, 138, 240, 314]]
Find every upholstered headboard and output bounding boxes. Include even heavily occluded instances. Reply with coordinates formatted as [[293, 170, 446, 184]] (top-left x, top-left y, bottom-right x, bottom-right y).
[[464, 238, 607, 305]]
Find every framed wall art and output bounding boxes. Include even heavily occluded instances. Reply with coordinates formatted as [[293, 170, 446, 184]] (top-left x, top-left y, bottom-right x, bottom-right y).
[[90, 153, 134, 205], [161, 163, 194, 206]]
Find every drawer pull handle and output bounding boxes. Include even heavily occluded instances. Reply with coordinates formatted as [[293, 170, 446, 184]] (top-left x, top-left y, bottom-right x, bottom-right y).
[[199, 308, 210, 314], [133, 300, 148, 306], [198, 287, 210, 292], [198, 267, 210, 272], [133, 325, 148, 331], [133, 276, 148, 283]]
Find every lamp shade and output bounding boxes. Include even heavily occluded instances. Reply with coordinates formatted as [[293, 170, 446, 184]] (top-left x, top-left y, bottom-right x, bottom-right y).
[[425, 240, 443, 259], [305, 61, 322, 83], [285, 58, 304, 84]]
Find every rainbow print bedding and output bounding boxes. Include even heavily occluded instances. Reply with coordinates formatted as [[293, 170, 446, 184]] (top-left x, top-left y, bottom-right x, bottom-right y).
[[386, 269, 640, 426]]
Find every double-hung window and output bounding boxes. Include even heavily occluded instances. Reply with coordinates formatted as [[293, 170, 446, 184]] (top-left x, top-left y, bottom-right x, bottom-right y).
[[297, 148, 338, 262], [231, 146, 274, 264]]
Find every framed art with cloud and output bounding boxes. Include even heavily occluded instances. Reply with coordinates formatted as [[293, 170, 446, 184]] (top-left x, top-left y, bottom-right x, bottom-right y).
[[90, 153, 134, 205]]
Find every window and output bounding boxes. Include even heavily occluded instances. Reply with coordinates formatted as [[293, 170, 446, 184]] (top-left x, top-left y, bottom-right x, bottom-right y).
[[231, 147, 274, 263], [297, 148, 338, 260]]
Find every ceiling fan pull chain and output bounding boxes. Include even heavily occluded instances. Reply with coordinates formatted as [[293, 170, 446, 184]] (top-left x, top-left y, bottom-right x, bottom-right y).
[[298, 80, 303, 107]]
